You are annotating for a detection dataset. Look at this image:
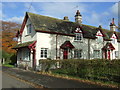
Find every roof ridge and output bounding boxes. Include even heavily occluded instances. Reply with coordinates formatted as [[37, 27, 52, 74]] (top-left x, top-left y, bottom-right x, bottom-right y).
[[27, 12, 120, 33], [27, 12, 73, 23]]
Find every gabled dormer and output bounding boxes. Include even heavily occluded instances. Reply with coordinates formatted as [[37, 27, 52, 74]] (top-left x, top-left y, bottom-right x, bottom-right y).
[[96, 25, 104, 43], [25, 18, 33, 36], [111, 33, 118, 44], [16, 30, 21, 44], [15, 12, 37, 43], [74, 27, 83, 42]]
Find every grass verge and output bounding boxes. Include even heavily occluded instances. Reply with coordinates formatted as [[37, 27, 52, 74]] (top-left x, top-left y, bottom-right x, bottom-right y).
[[36, 71, 119, 88], [2, 64, 14, 68]]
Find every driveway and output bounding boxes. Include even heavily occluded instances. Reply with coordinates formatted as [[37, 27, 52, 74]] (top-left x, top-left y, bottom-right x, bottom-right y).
[[2, 66, 115, 88]]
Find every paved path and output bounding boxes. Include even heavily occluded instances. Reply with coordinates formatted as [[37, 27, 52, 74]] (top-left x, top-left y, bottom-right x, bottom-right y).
[[2, 72, 34, 88], [2, 66, 112, 88]]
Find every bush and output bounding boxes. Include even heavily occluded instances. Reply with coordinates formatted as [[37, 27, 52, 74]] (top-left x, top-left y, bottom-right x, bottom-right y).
[[1, 50, 17, 65], [10, 54, 17, 65], [39, 59, 120, 83], [39, 60, 59, 72]]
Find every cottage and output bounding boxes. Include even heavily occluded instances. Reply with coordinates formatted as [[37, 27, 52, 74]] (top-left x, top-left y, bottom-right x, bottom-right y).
[[13, 10, 120, 68]]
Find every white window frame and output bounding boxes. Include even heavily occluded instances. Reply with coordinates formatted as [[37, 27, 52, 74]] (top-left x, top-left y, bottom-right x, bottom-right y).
[[93, 50, 100, 59], [74, 33, 83, 41], [40, 48, 48, 59], [111, 38, 116, 44], [74, 49, 82, 59], [27, 24, 32, 35], [24, 51, 30, 61], [115, 51, 119, 57], [96, 36, 103, 43]]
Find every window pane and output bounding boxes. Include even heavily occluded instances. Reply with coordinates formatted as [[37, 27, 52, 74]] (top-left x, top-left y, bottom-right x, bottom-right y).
[[45, 55, 47, 58], [94, 50, 100, 58], [74, 33, 82, 41], [41, 55, 43, 57], [74, 50, 82, 59], [41, 51, 43, 54], [41, 48, 48, 58]]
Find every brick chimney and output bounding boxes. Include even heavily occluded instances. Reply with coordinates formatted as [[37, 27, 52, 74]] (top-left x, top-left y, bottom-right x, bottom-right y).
[[110, 18, 116, 31], [75, 10, 82, 24], [63, 16, 69, 21]]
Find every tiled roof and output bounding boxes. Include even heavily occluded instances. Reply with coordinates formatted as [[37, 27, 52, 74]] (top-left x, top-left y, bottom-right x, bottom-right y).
[[60, 41, 75, 49], [26, 12, 120, 42], [13, 41, 34, 49], [102, 42, 115, 50]]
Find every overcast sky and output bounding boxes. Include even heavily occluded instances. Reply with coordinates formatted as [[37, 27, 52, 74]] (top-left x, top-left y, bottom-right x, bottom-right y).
[[2, 2, 119, 31]]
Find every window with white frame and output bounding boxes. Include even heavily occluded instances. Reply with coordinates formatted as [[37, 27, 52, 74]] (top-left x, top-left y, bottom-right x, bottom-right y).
[[115, 51, 119, 57], [24, 51, 30, 61], [111, 38, 116, 44], [41, 48, 48, 58], [27, 24, 32, 34], [74, 50, 82, 59], [93, 50, 100, 58], [74, 33, 83, 41], [96, 36, 103, 43]]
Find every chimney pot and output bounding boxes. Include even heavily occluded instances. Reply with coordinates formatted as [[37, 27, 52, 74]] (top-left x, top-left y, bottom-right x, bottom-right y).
[[110, 18, 116, 31], [75, 10, 82, 24], [98, 25, 102, 28], [63, 16, 69, 21]]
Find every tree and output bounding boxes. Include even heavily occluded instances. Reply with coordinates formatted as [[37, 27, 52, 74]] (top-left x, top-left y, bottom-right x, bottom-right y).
[[0, 21, 21, 54]]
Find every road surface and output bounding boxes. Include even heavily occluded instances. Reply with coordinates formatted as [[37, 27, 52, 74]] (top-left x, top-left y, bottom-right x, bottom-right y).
[[2, 66, 117, 89], [2, 71, 34, 88]]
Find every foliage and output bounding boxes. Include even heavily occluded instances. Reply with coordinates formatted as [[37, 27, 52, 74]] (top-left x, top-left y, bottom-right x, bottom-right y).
[[10, 54, 17, 65], [2, 49, 17, 65], [1, 21, 21, 54], [39, 60, 58, 72], [39, 59, 120, 84], [3, 64, 14, 68], [2, 50, 11, 61]]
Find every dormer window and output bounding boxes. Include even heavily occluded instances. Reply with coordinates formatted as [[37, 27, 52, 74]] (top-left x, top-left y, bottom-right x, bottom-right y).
[[27, 24, 32, 34], [96, 30, 103, 43], [111, 38, 116, 44], [111, 34, 117, 44], [74, 27, 83, 41], [74, 33, 82, 41], [18, 35, 21, 44], [96, 36, 103, 43]]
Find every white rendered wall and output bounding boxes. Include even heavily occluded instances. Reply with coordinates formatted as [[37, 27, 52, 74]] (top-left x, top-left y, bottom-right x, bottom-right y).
[[119, 43, 120, 59], [36, 32, 51, 66], [111, 34, 119, 59], [21, 18, 37, 43]]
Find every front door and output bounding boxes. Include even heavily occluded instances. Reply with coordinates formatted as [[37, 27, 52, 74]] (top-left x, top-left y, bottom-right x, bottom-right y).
[[108, 50, 110, 59], [104, 50, 107, 59], [33, 50, 36, 68], [63, 49, 68, 59]]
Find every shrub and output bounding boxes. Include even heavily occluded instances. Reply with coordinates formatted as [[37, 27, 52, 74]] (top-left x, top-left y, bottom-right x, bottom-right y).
[[39, 59, 120, 83], [10, 54, 17, 65]]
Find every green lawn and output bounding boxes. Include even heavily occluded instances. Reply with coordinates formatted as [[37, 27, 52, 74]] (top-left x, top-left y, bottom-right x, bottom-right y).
[[2, 64, 14, 68]]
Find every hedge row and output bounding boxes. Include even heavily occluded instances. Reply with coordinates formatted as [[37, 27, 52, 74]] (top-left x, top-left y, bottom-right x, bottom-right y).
[[39, 59, 120, 83]]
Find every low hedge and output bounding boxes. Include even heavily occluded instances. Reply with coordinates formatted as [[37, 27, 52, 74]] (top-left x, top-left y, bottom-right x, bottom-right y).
[[39, 59, 120, 83]]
